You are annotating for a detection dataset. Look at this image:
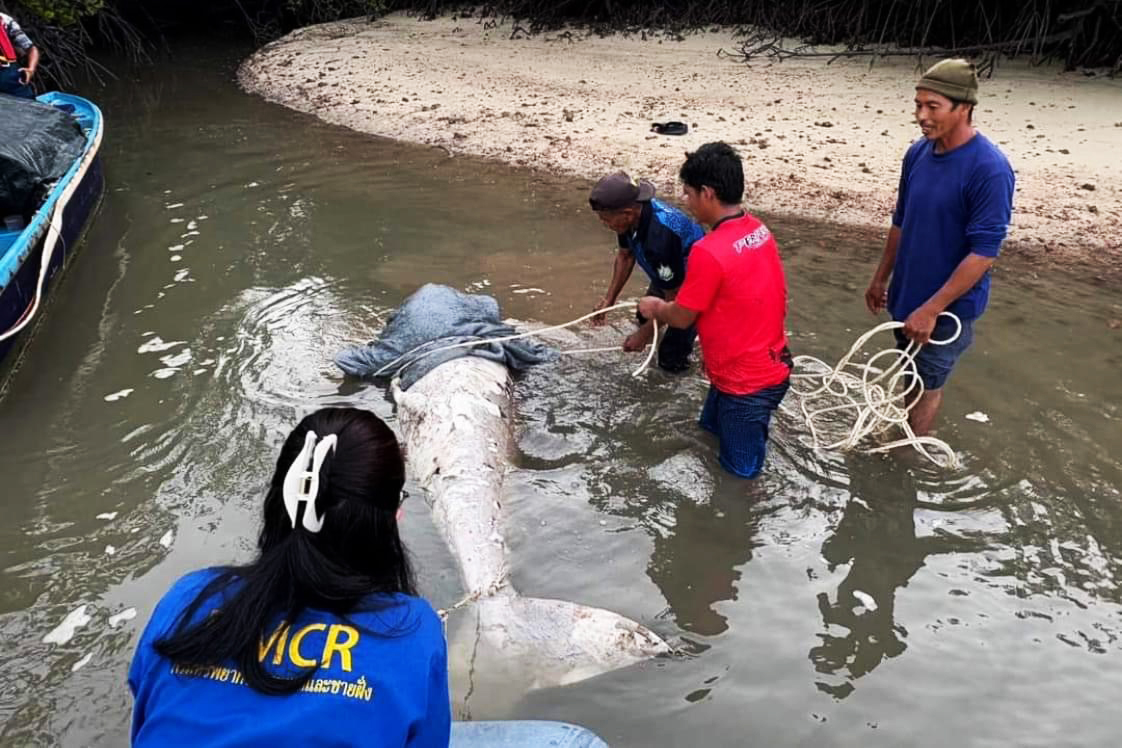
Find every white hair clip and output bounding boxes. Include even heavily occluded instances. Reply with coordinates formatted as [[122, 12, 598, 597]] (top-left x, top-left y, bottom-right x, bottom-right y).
[[282, 431, 338, 533]]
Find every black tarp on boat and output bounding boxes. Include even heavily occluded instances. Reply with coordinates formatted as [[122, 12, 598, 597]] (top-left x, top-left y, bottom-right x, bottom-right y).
[[0, 95, 85, 219]]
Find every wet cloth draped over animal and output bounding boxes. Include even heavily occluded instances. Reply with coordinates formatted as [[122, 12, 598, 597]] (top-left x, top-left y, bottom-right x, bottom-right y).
[[335, 283, 558, 389]]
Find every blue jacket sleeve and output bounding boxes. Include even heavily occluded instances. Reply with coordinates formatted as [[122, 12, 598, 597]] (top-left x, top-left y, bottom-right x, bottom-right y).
[[646, 213, 697, 291], [127, 569, 219, 743], [127, 626, 151, 743], [964, 163, 1015, 257], [408, 630, 451, 747]]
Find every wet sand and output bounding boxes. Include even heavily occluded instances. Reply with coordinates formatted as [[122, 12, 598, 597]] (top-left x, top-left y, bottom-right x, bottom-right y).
[[239, 14, 1122, 276]]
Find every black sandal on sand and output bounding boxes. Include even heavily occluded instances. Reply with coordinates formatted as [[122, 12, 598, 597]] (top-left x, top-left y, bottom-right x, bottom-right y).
[[651, 121, 688, 136]]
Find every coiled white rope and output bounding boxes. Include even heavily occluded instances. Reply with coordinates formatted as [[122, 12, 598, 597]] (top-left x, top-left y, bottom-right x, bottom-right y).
[[788, 312, 962, 468], [373, 301, 661, 381]]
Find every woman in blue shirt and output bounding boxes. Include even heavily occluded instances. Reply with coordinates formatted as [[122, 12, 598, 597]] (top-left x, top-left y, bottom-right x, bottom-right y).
[[129, 407, 450, 747]]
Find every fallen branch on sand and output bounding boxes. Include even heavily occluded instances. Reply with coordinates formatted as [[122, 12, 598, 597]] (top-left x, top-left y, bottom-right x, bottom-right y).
[[717, 30, 1085, 77]]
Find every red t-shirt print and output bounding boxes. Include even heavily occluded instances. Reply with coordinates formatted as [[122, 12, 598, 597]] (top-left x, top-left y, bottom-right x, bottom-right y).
[[675, 213, 790, 396]]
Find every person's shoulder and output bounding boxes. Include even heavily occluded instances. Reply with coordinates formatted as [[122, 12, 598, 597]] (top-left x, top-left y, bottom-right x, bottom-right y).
[[397, 594, 441, 626], [652, 199, 701, 231], [689, 232, 729, 267], [165, 567, 222, 596], [903, 137, 931, 162], [353, 594, 444, 639], [409, 597, 444, 640], [725, 213, 776, 251], [972, 133, 1014, 175], [738, 211, 767, 229], [714, 212, 761, 234], [143, 568, 227, 639], [158, 568, 226, 612]]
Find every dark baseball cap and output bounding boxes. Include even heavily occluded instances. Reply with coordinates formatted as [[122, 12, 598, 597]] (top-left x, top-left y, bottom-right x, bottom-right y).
[[589, 172, 656, 211]]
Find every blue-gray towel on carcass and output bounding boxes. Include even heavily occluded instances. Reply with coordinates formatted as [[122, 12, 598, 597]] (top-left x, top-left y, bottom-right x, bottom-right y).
[[335, 283, 559, 389]]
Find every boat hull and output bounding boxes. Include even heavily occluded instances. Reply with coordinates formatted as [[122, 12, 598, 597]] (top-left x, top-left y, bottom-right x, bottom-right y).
[[0, 93, 105, 386]]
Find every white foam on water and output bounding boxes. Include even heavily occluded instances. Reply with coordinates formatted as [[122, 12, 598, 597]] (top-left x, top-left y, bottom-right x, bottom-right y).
[[71, 653, 93, 672], [108, 608, 138, 628], [43, 605, 92, 645], [103, 389, 134, 402], [159, 530, 174, 548], [105, 545, 116, 556], [138, 336, 184, 354], [161, 349, 191, 368], [96, 512, 118, 521], [852, 590, 878, 613]]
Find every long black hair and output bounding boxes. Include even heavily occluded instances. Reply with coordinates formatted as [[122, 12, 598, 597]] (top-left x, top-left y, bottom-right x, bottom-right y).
[[155, 407, 416, 694]]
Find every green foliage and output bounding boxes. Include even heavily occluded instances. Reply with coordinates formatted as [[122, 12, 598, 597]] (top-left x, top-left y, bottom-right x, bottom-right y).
[[7, 0, 105, 26]]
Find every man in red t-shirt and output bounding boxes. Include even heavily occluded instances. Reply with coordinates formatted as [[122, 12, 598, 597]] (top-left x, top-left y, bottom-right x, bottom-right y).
[[638, 142, 791, 478]]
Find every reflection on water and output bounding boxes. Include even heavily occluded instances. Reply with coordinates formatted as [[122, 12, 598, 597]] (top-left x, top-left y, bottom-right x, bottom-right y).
[[647, 487, 768, 638], [810, 455, 991, 699], [0, 40, 1120, 748]]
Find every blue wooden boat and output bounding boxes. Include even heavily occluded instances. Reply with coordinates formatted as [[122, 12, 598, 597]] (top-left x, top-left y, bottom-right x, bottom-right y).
[[0, 91, 104, 385]]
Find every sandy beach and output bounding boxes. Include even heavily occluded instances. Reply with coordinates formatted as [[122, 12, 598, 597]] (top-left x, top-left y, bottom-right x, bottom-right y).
[[239, 14, 1122, 275]]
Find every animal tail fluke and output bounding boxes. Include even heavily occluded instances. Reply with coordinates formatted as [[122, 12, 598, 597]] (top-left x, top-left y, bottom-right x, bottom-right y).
[[446, 593, 669, 713]]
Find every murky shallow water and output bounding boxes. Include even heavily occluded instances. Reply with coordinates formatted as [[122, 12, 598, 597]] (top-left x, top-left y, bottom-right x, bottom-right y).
[[1, 44, 1120, 747]]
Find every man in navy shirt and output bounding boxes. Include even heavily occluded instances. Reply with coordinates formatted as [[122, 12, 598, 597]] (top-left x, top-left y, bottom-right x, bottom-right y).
[[589, 172, 705, 372], [865, 59, 1014, 435]]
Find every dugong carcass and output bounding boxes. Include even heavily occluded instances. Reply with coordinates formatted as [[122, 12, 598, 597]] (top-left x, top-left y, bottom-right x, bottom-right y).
[[393, 356, 669, 699]]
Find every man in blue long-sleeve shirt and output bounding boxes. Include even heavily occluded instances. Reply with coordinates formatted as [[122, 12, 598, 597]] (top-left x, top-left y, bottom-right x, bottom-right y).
[[865, 59, 1015, 435]]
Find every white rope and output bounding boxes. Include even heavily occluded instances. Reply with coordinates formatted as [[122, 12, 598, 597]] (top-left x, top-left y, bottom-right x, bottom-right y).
[[0, 224, 64, 343], [558, 345, 620, 355], [788, 312, 963, 468], [375, 301, 662, 381], [437, 579, 510, 622]]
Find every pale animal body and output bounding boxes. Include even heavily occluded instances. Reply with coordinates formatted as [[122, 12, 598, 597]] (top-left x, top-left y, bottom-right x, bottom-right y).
[[393, 357, 669, 692]]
